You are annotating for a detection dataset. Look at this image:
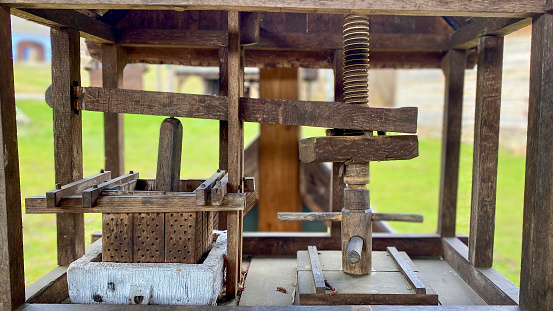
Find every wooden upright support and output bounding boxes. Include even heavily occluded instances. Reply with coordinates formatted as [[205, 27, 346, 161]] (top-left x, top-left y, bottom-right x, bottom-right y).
[[331, 49, 345, 241], [0, 6, 25, 311], [468, 35, 504, 268], [520, 13, 553, 311], [51, 27, 85, 266], [102, 44, 126, 177], [258, 68, 301, 232], [438, 50, 466, 237], [226, 10, 243, 298], [218, 46, 229, 230]]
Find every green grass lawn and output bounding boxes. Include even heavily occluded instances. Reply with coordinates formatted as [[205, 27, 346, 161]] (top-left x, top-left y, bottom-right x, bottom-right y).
[[14, 62, 526, 288]]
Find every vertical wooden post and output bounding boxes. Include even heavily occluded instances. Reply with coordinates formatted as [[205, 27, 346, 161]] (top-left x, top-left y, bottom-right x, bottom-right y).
[[331, 49, 345, 241], [0, 6, 25, 311], [438, 50, 466, 237], [468, 35, 504, 268], [51, 27, 85, 266], [218, 46, 229, 230], [226, 10, 243, 298], [258, 68, 301, 232], [520, 13, 553, 311], [102, 44, 126, 178]]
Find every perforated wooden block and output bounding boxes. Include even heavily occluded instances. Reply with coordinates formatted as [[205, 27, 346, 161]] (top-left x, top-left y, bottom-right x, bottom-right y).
[[132, 212, 165, 263], [102, 213, 133, 262], [165, 212, 199, 263]]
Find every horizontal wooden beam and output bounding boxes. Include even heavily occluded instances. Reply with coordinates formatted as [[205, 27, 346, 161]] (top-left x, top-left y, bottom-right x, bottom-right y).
[[442, 237, 519, 305], [77, 87, 228, 120], [277, 212, 423, 222], [2, 1, 544, 17], [299, 135, 418, 163], [241, 98, 418, 133], [81, 172, 138, 207], [115, 29, 226, 48], [12, 8, 115, 43], [243, 233, 452, 257], [25, 193, 246, 213], [452, 17, 532, 49]]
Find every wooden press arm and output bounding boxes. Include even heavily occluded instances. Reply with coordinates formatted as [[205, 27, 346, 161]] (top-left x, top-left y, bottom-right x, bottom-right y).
[[277, 212, 423, 223]]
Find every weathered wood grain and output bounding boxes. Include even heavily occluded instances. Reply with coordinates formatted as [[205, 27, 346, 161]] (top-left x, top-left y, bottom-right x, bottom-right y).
[[387, 247, 426, 294], [341, 209, 371, 275], [451, 17, 531, 50], [78, 87, 228, 120], [12, 8, 115, 43], [307, 246, 325, 294], [217, 46, 229, 230], [25, 267, 67, 304], [0, 6, 25, 310], [442, 237, 519, 305], [240, 12, 260, 46], [102, 212, 133, 262], [51, 27, 85, 266], [299, 135, 419, 163], [25, 194, 246, 213], [211, 174, 228, 206], [195, 170, 225, 205], [241, 97, 418, 133], [468, 35, 503, 268], [102, 44, 126, 178], [81, 172, 139, 207], [156, 118, 182, 192], [46, 171, 111, 208], [277, 212, 423, 223], [438, 50, 466, 237], [520, 13, 553, 311], [1, 0, 544, 17]]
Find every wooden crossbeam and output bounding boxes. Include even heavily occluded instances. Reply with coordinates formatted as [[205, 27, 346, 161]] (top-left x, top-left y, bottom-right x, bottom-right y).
[[277, 212, 423, 223], [1, 1, 544, 17], [451, 17, 531, 49], [211, 174, 228, 206], [299, 136, 419, 163], [81, 172, 139, 207], [25, 193, 246, 214], [46, 171, 111, 208], [12, 8, 115, 43], [195, 170, 226, 205]]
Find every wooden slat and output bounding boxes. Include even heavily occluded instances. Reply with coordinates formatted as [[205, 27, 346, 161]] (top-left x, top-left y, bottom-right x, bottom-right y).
[[387, 246, 426, 294], [451, 17, 531, 50], [115, 29, 226, 47], [520, 13, 553, 311], [330, 50, 344, 242], [51, 27, 85, 266], [299, 135, 419, 163], [438, 50, 466, 237], [195, 170, 225, 205], [81, 172, 139, 207], [258, 68, 301, 232], [468, 35, 503, 268], [277, 212, 423, 223], [211, 174, 228, 206], [307, 246, 325, 294], [442, 237, 519, 305], [217, 46, 229, 230], [241, 97, 418, 133], [46, 172, 111, 208], [77, 87, 228, 120], [240, 12, 260, 45], [102, 44, 126, 178], [244, 191, 257, 215], [12, 8, 115, 43], [25, 193, 246, 213], [0, 6, 25, 310], [1, 0, 544, 17]]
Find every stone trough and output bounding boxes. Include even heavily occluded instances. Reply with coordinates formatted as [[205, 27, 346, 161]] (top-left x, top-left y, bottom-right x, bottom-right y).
[[67, 231, 227, 305]]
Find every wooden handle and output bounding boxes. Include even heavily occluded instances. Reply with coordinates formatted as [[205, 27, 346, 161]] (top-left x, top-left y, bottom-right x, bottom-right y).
[[346, 236, 364, 264]]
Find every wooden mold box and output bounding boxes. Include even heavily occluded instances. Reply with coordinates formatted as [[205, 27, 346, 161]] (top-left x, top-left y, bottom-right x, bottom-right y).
[[296, 250, 438, 305]]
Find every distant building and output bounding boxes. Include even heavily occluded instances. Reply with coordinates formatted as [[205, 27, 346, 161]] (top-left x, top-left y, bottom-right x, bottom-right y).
[[11, 16, 51, 62]]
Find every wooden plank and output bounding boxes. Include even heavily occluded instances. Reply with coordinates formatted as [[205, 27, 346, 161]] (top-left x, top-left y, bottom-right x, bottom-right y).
[[241, 97, 418, 133], [77, 87, 228, 120], [218, 46, 229, 230], [211, 174, 228, 206], [520, 13, 553, 311], [387, 246, 426, 294], [442, 237, 519, 305], [330, 50, 344, 242], [240, 12, 260, 45], [226, 11, 243, 297], [47, 172, 112, 208], [277, 212, 423, 223], [102, 44, 126, 178], [258, 68, 301, 232], [244, 191, 257, 215], [451, 17, 531, 49], [468, 35, 503, 268], [51, 27, 85, 266], [307, 246, 325, 294], [195, 170, 225, 205], [299, 135, 419, 163], [12, 8, 115, 43], [156, 118, 182, 192], [243, 233, 452, 257], [116, 29, 226, 47], [81, 172, 139, 207], [438, 50, 466, 237], [25, 194, 246, 213], [25, 267, 67, 304], [1, 1, 544, 17], [0, 6, 25, 310]]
